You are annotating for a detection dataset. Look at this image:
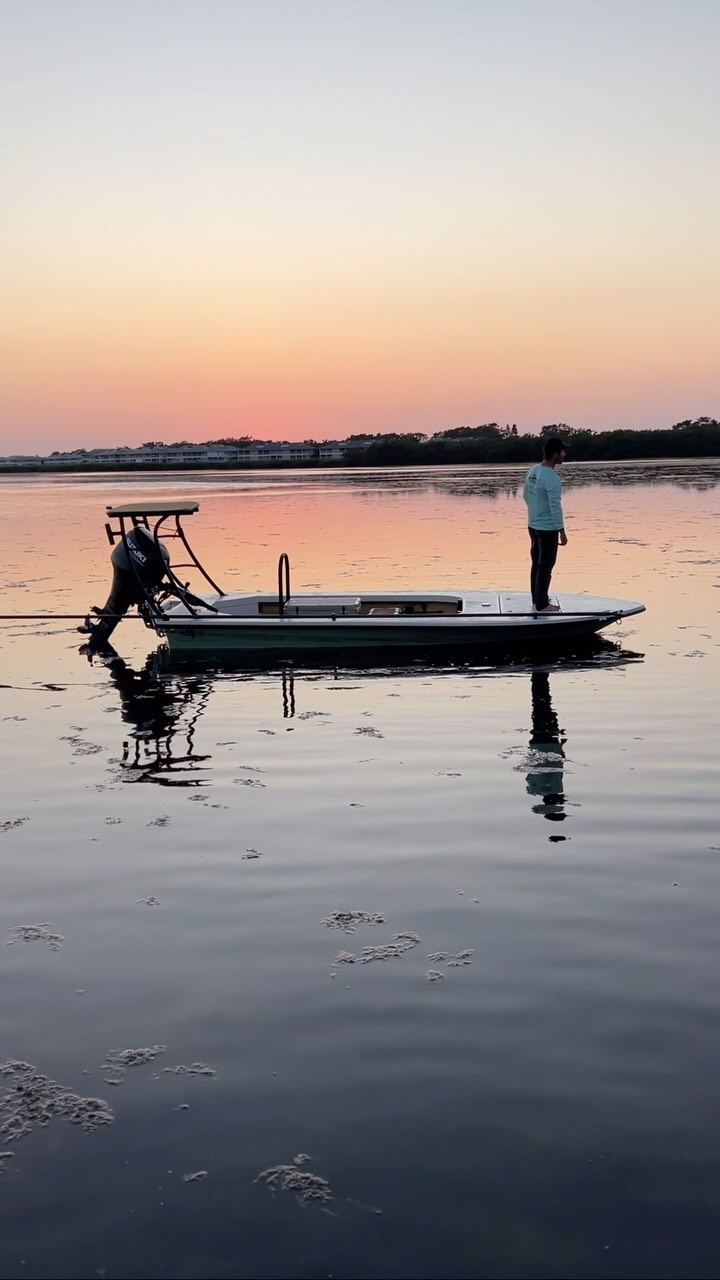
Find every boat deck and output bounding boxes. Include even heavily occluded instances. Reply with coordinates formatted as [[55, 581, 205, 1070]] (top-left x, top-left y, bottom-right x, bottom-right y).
[[163, 590, 645, 622], [257, 593, 464, 617]]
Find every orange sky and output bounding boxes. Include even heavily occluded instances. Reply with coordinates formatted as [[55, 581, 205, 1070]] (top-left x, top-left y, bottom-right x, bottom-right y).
[[1, 1, 718, 454]]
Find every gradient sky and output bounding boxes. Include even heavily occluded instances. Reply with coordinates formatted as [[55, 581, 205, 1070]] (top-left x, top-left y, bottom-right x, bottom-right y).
[[1, 0, 718, 453]]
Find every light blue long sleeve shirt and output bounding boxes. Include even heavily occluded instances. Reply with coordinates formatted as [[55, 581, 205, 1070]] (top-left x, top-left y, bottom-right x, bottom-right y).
[[523, 463, 565, 531]]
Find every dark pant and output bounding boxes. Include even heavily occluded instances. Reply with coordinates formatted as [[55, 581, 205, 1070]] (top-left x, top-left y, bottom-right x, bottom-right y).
[[529, 528, 559, 610]]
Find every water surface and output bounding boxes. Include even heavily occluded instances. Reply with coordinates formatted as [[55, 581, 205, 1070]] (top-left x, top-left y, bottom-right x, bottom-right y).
[[0, 462, 719, 1280]]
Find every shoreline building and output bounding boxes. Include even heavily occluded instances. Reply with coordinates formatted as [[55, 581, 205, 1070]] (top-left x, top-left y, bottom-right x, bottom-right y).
[[0, 439, 377, 469]]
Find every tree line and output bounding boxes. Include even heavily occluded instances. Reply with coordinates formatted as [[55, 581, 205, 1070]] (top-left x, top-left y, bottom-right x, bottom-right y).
[[342, 418, 720, 466]]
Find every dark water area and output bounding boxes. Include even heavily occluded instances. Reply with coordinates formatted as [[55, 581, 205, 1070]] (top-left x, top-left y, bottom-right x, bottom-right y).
[[0, 462, 719, 1279]]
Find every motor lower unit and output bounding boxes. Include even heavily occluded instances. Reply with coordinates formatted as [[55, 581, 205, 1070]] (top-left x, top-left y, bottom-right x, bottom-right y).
[[81, 526, 170, 643]]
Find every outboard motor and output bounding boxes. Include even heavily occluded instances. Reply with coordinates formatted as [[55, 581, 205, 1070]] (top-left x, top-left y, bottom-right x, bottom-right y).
[[81, 525, 170, 644]]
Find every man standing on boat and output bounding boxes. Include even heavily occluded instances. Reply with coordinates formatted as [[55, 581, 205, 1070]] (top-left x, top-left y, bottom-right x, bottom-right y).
[[523, 436, 567, 614]]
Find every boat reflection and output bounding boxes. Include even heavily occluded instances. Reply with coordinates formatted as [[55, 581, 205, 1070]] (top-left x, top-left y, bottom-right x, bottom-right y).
[[81, 644, 213, 785], [82, 637, 643, 793], [149, 631, 643, 679]]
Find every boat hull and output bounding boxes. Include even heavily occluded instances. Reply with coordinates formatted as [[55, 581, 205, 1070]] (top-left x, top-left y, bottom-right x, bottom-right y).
[[150, 590, 644, 657], [154, 616, 626, 656]]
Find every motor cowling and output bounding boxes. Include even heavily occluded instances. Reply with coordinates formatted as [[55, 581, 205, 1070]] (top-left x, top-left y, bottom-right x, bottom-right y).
[[109, 525, 170, 585], [81, 526, 170, 644]]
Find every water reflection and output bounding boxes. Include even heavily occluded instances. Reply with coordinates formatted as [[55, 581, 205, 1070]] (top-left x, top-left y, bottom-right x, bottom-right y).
[[526, 671, 568, 827], [336, 459, 720, 498], [280, 667, 296, 718], [53, 459, 719, 509], [84, 640, 643, 810], [82, 645, 213, 785]]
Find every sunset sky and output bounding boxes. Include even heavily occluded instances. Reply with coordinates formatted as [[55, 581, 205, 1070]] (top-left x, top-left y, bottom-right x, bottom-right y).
[[1, 0, 718, 455]]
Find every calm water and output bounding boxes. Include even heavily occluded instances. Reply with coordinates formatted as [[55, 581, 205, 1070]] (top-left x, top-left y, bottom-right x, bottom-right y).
[[0, 461, 719, 1280]]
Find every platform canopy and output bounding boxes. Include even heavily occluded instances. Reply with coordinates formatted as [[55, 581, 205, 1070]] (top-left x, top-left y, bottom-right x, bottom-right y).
[[106, 501, 199, 517]]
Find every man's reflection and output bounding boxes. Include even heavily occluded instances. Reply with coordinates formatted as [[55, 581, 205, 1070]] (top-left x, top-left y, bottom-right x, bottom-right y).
[[526, 670, 567, 823], [281, 667, 296, 718]]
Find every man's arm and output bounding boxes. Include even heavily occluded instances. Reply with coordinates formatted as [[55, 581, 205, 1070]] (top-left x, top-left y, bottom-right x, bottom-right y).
[[547, 474, 566, 539]]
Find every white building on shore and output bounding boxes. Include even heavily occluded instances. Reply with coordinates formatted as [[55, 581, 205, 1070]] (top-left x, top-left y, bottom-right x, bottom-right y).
[[0, 439, 377, 469]]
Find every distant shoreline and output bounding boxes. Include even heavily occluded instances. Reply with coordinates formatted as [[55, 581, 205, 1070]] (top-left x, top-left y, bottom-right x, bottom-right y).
[[2, 454, 719, 477], [2, 420, 719, 473]]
